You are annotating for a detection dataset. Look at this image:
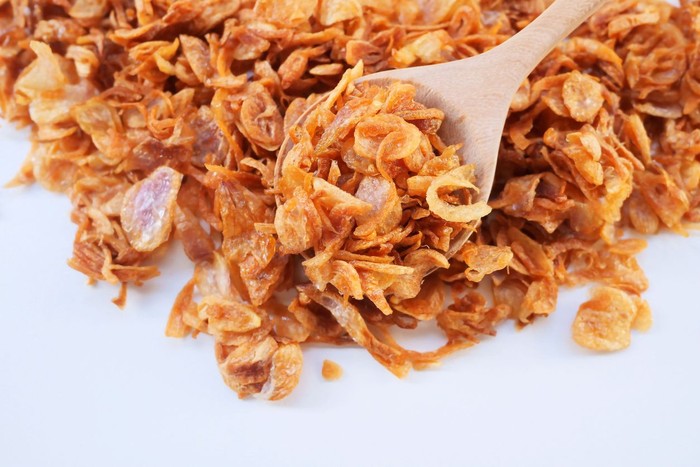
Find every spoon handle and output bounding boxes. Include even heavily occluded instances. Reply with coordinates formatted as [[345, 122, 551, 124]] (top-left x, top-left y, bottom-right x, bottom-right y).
[[498, 0, 609, 83]]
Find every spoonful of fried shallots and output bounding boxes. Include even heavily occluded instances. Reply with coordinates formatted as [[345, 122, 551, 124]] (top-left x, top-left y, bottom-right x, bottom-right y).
[[273, 0, 607, 312]]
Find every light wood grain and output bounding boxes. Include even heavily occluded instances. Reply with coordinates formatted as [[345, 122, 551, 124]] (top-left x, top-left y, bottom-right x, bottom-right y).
[[275, 0, 609, 258]]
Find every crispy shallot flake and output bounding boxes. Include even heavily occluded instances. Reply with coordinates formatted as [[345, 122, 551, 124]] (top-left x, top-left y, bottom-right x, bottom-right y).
[[572, 287, 645, 352], [121, 167, 183, 252], [257, 343, 304, 401], [321, 359, 343, 381], [461, 244, 513, 283], [198, 297, 262, 334], [562, 71, 605, 123], [426, 165, 492, 223]]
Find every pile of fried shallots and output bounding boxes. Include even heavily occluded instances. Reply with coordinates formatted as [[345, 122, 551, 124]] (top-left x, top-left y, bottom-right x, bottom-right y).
[[1, 0, 698, 400]]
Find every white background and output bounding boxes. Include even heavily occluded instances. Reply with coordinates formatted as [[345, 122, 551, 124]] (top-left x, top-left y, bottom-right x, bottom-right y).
[[2, 14, 700, 467]]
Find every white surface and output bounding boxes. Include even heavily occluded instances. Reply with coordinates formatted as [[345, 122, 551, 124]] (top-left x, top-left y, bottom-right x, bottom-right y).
[[2, 105, 700, 467]]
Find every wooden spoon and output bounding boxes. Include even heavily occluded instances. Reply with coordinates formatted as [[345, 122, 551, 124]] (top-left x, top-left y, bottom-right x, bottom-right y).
[[275, 0, 608, 259]]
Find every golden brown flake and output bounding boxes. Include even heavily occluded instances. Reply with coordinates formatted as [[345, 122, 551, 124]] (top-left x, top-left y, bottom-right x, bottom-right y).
[[572, 287, 646, 352], [321, 359, 343, 381], [121, 167, 183, 253]]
